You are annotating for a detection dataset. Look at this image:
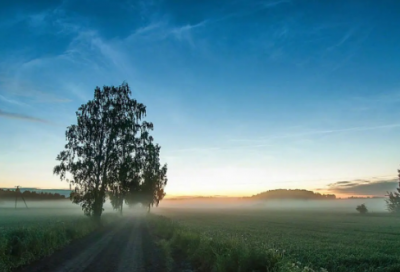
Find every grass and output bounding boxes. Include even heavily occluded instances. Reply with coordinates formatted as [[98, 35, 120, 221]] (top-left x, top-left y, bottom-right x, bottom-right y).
[[148, 214, 329, 272], [153, 208, 400, 272], [0, 207, 118, 272]]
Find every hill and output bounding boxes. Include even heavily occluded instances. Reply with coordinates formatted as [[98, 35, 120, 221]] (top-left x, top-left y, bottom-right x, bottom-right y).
[[249, 189, 336, 200]]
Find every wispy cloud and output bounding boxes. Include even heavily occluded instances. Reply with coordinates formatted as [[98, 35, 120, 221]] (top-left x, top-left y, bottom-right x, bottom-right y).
[[327, 178, 398, 196], [126, 0, 290, 48], [0, 95, 26, 106], [1, 82, 72, 103], [231, 123, 400, 143], [326, 26, 358, 52], [170, 143, 275, 154], [170, 20, 208, 46], [0, 109, 48, 123], [170, 123, 400, 155]]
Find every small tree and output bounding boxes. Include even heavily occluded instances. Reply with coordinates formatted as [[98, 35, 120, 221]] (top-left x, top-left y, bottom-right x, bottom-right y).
[[356, 204, 368, 214], [386, 168, 400, 214]]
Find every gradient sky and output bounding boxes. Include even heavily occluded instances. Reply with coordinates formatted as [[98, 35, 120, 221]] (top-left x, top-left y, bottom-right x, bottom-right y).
[[1, 0, 400, 196]]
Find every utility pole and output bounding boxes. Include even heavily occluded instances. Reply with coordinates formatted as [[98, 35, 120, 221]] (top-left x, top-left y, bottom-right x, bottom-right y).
[[15, 186, 28, 209]]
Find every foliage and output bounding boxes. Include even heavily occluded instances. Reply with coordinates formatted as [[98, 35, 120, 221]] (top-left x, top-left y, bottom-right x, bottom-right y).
[[386, 169, 400, 214], [251, 189, 336, 200], [53, 82, 166, 219], [356, 204, 368, 214], [125, 140, 167, 212], [157, 208, 400, 272]]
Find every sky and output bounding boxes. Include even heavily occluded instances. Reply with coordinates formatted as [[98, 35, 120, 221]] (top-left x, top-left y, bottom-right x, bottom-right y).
[[1, 0, 400, 197]]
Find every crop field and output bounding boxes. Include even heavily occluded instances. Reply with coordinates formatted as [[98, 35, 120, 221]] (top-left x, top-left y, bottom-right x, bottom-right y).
[[156, 207, 400, 272], [0, 201, 119, 228], [0, 209, 83, 229], [0, 202, 117, 271]]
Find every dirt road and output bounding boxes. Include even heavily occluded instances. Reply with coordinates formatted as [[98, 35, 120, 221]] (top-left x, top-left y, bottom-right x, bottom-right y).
[[18, 217, 166, 272]]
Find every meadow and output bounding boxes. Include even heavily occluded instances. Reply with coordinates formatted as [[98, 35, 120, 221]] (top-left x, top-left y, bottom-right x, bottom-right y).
[[154, 201, 400, 272]]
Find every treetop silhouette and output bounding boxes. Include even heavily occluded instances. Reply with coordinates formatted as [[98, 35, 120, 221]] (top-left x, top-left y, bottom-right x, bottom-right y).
[[54, 82, 167, 220]]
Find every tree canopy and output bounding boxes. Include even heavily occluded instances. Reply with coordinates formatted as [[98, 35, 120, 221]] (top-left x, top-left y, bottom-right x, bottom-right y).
[[54, 82, 167, 220]]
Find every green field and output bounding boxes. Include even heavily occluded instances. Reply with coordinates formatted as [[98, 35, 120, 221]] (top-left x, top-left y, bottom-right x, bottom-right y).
[[0, 204, 116, 271], [156, 207, 400, 272], [0, 209, 84, 229]]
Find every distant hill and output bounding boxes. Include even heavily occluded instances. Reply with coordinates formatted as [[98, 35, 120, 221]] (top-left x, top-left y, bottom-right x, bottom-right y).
[[249, 189, 336, 200]]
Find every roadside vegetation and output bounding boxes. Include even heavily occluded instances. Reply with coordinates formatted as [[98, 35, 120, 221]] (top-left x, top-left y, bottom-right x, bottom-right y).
[[0, 209, 118, 272]]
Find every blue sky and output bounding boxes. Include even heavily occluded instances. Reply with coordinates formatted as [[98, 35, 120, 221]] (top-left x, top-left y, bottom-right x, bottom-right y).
[[1, 0, 400, 196]]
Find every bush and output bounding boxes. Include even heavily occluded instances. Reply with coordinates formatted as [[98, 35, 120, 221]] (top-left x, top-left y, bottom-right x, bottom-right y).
[[356, 204, 368, 214]]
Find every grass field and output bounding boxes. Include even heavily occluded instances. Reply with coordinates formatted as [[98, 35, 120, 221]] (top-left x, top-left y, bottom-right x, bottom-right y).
[[155, 206, 400, 272]]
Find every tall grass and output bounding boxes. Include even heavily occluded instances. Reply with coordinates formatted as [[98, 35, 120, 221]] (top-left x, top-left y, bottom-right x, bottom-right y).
[[0, 214, 117, 272], [147, 214, 327, 272]]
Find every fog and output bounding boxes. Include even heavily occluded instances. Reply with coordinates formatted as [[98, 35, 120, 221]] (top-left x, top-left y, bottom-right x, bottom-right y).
[[0, 199, 121, 214], [0, 198, 389, 220], [157, 198, 388, 213]]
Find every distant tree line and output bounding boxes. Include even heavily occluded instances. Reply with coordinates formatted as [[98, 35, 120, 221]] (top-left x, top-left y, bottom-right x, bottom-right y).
[[347, 196, 383, 199], [0, 189, 66, 201], [250, 189, 336, 200]]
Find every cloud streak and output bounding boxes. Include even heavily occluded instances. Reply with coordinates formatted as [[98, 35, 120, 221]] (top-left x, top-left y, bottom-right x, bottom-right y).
[[0, 95, 26, 106], [0, 109, 48, 123], [327, 178, 398, 196], [169, 123, 400, 155], [231, 123, 400, 143]]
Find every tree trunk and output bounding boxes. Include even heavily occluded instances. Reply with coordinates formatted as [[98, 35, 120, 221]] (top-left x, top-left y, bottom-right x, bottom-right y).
[[93, 191, 104, 225], [147, 204, 150, 213]]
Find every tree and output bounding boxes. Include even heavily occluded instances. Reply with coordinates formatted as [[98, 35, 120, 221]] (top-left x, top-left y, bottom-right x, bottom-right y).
[[356, 204, 368, 214], [125, 137, 168, 212], [386, 168, 400, 214], [53, 82, 154, 222]]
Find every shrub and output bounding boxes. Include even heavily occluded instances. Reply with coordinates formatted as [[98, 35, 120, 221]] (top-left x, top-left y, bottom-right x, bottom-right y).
[[356, 204, 368, 214]]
